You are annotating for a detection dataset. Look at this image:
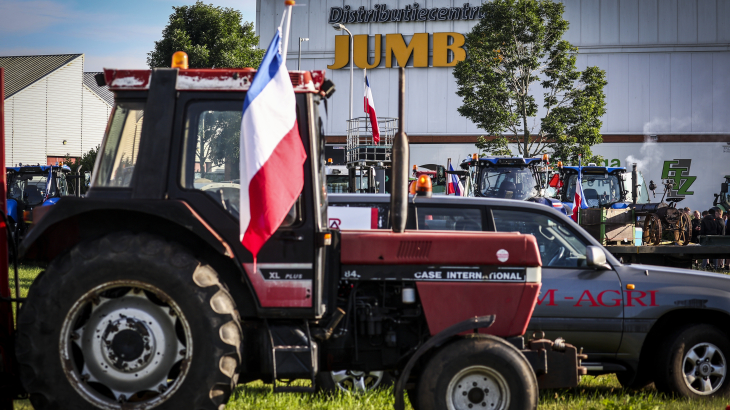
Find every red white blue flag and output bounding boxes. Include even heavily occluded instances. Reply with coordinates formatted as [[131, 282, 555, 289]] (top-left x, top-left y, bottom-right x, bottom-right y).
[[240, 28, 306, 257], [571, 157, 588, 222], [446, 163, 463, 196], [363, 70, 380, 144]]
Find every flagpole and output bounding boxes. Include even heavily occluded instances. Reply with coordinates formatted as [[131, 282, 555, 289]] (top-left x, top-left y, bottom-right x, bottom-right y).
[[281, 1, 295, 62]]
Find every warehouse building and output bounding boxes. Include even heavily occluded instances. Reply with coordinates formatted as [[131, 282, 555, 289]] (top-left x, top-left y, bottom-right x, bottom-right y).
[[1, 54, 112, 167], [258, 0, 730, 211]]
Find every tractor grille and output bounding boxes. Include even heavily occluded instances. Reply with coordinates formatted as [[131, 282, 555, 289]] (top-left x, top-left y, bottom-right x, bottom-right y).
[[397, 241, 432, 260]]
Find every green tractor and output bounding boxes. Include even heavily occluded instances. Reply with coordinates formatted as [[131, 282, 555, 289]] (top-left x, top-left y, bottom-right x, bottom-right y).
[[713, 175, 730, 213]]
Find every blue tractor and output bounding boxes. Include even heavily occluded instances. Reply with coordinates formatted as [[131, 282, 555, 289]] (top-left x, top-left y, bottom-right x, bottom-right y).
[[457, 156, 568, 214], [555, 165, 633, 210], [5, 164, 72, 244]]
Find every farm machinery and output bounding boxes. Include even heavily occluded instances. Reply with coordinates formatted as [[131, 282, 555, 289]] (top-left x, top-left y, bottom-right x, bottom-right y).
[[634, 179, 692, 245], [554, 163, 693, 246], [713, 175, 730, 213], [0, 47, 585, 409], [457, 156, 567, 213], [5, 164, 72, 244]]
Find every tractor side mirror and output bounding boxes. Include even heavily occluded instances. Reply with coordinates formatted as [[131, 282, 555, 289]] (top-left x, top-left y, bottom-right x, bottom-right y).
[[586, 246, 609, 269], [722, 183, 728, 194], [84, 171, 91, 187]]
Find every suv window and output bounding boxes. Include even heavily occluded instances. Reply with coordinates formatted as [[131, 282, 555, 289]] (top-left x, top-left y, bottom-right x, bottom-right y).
[[94, 102, 144, 187], [417, 207, 482, 231], [492, 209, 587, 268]]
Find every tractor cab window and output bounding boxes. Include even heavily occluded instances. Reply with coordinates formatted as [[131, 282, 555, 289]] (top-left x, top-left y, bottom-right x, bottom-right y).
[[479, 167, 537, 200], [181, 101, 300, 226], [417, 207, 482, 231], [492, 209, 587, 268], [8, 174, 51, 206], [566, 174, 622, 207], [95, 102, 144, 188]]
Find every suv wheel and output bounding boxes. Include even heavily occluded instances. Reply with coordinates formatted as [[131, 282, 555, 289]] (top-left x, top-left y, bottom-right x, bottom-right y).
[[655, 324, 730, 397], [318, 370, 392, 392], [16, 233, 242, 409]]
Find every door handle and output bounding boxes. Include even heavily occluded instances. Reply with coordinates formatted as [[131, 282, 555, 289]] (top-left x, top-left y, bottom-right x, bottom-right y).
[[280, 232, 304, 241]]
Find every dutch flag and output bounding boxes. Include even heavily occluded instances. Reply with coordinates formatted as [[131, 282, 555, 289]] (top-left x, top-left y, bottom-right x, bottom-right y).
[[240, 28, 307, 258], [571, 157, 588, 222], [364, 70, 380, 144], [446, 163, 463, 196]]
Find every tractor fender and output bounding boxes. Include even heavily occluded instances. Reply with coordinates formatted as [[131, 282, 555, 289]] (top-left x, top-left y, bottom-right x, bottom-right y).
[[19, 196, 261, 320], [393, 315, 495, 410], [20, 196, 234, 262], [6, 199, 18, 223]]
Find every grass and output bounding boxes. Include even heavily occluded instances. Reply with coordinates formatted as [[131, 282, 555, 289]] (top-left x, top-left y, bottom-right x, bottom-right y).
[[10, 263, 730, 409]]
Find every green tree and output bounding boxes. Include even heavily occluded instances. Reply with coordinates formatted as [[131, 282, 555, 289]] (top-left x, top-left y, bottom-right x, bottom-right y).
[[63, 146, 99, 194], [147, 1, 265, 69], [453, 0, 607, 164]]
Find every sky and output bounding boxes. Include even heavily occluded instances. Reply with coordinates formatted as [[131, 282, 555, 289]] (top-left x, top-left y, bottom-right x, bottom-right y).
[[0, 0, 257, 71]]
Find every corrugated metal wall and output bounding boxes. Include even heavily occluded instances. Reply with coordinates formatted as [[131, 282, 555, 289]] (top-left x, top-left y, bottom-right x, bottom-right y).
[[10, 79, 48, 166], [258, 0, 730, 137], [82, 85, 111, 154], [3, 55, 110, 167], [3, 98, 12, 166], [46, 56, 83, 158]]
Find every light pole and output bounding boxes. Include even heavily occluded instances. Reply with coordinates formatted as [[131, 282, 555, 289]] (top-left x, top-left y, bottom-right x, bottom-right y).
[[332, 23, 353, 120], [298, 37, 309, 70]]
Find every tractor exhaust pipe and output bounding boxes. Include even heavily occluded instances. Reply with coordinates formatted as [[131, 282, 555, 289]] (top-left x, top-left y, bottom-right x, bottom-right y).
[[390, 67, 408, 233], [632, 163, 637, 205]]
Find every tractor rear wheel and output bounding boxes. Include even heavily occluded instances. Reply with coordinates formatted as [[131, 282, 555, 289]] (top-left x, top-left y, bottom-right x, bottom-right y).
[[416, 335, 537, 410], [16, 232, 242, 410]]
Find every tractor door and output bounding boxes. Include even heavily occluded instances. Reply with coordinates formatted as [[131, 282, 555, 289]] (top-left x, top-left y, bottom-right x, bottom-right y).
[[171, 92, 328, 318]]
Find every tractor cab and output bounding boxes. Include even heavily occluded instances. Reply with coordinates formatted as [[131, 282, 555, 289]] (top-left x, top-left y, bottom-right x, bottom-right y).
[[558, 165, 630, 209], [459, 156, 566, 213], [5, 164, 71, 237]]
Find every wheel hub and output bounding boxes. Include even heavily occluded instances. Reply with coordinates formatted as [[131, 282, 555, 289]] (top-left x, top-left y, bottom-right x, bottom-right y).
[[62, 284, 190, 405], [448, 365, 509, 410], [467, 387, 485, 404], [682, 342, 726, 395], [103, 318, 154, 372]]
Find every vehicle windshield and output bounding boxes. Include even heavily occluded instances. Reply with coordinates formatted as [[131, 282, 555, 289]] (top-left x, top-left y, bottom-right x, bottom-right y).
[[478, 167, 538, 200], [326, 175, 348, 193], [566, 173, 623, 207], [8, 173, 57, 206]]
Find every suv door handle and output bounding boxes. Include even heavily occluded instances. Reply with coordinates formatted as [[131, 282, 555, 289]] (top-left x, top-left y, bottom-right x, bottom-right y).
[[280, 232, 304, 241]]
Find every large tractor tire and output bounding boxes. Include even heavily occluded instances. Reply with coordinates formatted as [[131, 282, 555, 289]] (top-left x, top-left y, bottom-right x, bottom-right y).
[[654, 324, 730, 397], [416, 334, 538, 410], [16, 232, 243, 410]]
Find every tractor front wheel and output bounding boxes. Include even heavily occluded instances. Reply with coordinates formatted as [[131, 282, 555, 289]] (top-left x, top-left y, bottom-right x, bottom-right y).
[[16, 232, 242, 410], [416, 335, 537, 410]]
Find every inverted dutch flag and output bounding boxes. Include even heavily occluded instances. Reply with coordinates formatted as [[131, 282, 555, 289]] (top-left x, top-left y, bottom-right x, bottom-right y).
[[364, 71, 380, 144], [446, 163, 463, 196], [240, 28, 307, 258], [571, 157, 588, 222]]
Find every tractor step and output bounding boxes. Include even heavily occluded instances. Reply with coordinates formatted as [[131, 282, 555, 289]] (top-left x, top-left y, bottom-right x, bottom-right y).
[[266, 320, 318, 392]]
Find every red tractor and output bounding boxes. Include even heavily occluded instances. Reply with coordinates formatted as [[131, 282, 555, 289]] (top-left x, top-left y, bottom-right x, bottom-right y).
[[0, 62, 583, 410]]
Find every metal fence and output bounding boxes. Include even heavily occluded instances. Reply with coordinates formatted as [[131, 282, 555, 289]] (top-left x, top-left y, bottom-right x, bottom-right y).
[[346, 117, 397, 164]]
